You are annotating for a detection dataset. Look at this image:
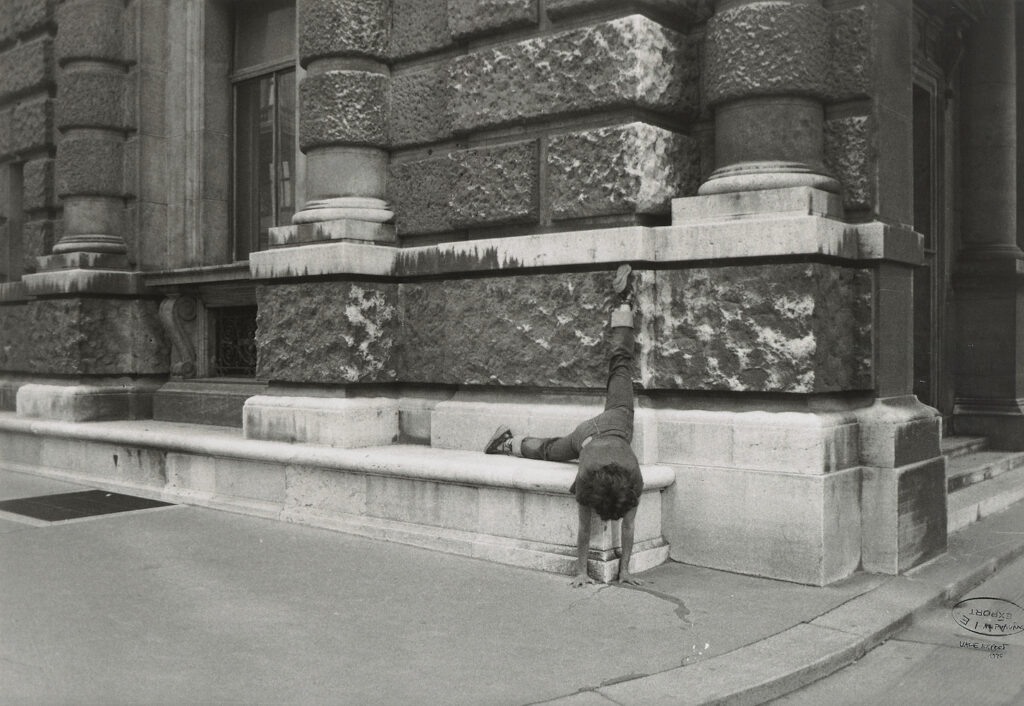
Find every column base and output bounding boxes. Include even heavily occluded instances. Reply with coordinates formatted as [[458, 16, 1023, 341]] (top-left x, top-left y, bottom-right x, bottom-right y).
[[292, 197, 393, 225], [698, 161, 841, 196]]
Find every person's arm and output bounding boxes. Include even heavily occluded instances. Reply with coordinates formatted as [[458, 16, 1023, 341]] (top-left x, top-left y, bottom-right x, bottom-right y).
[[616, 505, 642, 585], [571, 503, 597, 587]]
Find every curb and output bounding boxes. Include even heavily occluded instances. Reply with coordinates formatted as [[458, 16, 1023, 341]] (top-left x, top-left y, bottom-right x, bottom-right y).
[[542, 498, 1024, 706]]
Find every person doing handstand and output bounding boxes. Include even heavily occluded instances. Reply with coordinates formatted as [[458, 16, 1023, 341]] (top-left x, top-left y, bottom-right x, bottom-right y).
[[484, 265, 643, 588]]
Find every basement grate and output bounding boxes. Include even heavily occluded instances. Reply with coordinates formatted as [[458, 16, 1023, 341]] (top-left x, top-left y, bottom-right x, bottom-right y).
[[0, 490, 173, 522]]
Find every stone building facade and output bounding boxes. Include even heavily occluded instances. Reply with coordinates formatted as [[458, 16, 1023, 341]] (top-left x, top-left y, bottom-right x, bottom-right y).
[[0, 0, 1021, 585]]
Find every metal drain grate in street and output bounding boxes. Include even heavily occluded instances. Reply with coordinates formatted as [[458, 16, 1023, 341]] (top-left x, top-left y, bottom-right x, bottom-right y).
[[0, 490, 173, 522]]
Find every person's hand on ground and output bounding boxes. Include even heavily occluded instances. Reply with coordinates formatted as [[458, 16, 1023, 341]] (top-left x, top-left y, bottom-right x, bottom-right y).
[[571, 572, 597, 588], [614, 571, 643, 586]]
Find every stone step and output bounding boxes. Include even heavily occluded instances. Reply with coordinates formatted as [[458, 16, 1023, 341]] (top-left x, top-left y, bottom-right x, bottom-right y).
[[946, 449, 1024, 493], [940, 435, 988, 460], [948, 462, 1024, 533]]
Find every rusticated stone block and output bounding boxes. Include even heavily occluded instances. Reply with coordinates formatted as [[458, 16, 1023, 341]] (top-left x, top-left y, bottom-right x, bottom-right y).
[[391, 0, 451, 59], [648, 264, 872, 393], [22, 219, 58, 273], [0, 38, 54, 103], [400, 272, 615, 386], [56, 71, 125, 130], [22, 158, 54, 212], [703, 2, 830, 106], [825, 115, 872, 212], [0, 108, 10, 158], [299, 0, 389, 64], [826, 5, 870, 102], [548, 122, 699, 220], [388, 140, 539, 235], [55, 0, 123, 65], [0, 4, 11, 45], [11, 97, 54, 155], [390, 66, 451, 147], [388, 157, 455, 235], [57, 136, 123, 197], [12, 0, 57, 36], [449, 15, 696, 133], [451, 141, 538, 228], [299, 71, 388, 150], [0, 303, 30, 371], [547, 0, 713, 23], [448, 0, 537, 39], [256, 282, 400, 384], [0, 297, 168, 375]]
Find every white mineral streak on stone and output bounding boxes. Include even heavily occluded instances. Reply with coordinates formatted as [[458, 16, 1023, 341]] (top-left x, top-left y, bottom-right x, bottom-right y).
[[556, 313, 572, 325], [574, 330, 599, 347], [775, 292, 815, 319], [533, 338, 552, 351]]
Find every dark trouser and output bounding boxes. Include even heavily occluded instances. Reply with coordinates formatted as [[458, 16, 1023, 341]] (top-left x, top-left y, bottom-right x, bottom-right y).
[[520, 325, 635, 461]]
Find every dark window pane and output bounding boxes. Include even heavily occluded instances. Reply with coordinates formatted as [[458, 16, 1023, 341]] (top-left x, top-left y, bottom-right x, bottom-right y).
[[212, 306, 258, 378], [233, 0, 295, 71], [276, 70, 296, 228]]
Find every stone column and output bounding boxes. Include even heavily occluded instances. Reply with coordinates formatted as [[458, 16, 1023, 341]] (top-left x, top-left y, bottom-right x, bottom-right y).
[[287, 0, 394, 244], [953, 0, 1024, 448], [47, 0, 129, 268], [699, 0, 839, 195]]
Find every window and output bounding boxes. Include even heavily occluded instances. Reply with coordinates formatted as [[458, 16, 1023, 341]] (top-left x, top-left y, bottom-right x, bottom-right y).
[[210, 305, 259, 377], [232, 0, 296, 261]]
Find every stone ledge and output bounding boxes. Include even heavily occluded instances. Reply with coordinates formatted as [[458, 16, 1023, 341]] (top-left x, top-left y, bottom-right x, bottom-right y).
[[249, 209, 922, 281], [22, 269, 147, 296], [0, 414, 676, 493], [0, 413, 674, 581]]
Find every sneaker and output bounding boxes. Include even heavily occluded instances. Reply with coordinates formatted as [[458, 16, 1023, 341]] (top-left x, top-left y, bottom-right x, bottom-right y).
[[613, 264, 634, 305], [484, 425, 514, 455]]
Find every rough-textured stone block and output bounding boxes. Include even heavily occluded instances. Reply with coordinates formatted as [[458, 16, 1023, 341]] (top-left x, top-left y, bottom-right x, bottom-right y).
[[389, 140, 539, 235], [388, 157, 456, 235], [449, 15, 696, 133], [256, 281, 400, 384], [299, 71, 388, 150], [21, 219, 58, 273], [22, 158, 54, 212], [547, 0, 712, 23], [448, 0, 537, 39], [0, 38, 54, 102], [56, 136, 124, 197], [703, 2, 830, 106], [825, 115, 872, 212], [0, 297, 168, 375], [55, 0, 123, 64], [548, 122, 699, 220], [56, 70, 125, 130], [12, 0, 57, 36], [400, 272, 615, 386], [826, 5, 870, 101], [299, 0, 389, 64], [450, 141, 538, 228], [390, 0, 451, 59], [390, 66, 452, 147], [10, 97, 55, 155], [0, 108, 10, 157], [647, 264, 872, 393]]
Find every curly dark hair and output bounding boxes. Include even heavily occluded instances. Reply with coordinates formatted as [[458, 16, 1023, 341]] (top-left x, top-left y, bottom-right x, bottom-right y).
[[575, 464, 640, 521]]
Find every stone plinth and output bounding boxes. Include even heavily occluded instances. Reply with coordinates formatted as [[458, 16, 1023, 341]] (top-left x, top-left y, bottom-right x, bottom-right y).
[[17, 381, 161, 421], [243, 396, 400, 448]]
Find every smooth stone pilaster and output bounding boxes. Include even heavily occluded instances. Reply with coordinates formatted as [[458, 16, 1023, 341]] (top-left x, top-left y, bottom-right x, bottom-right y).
[[700, 0, 838, 195], [952, 0, 1024, 447]]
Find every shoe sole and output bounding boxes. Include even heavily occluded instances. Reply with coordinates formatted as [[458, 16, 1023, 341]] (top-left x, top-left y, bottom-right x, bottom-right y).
[[613, 264, 632, 296], [484, 425, 512, 454]]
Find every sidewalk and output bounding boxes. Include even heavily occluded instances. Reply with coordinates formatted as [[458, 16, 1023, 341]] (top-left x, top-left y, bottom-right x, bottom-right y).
[[2, 467, 1023, 706]]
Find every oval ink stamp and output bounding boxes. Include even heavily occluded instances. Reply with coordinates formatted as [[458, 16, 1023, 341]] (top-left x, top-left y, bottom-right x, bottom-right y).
[[951, 597, 1024, 637]]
